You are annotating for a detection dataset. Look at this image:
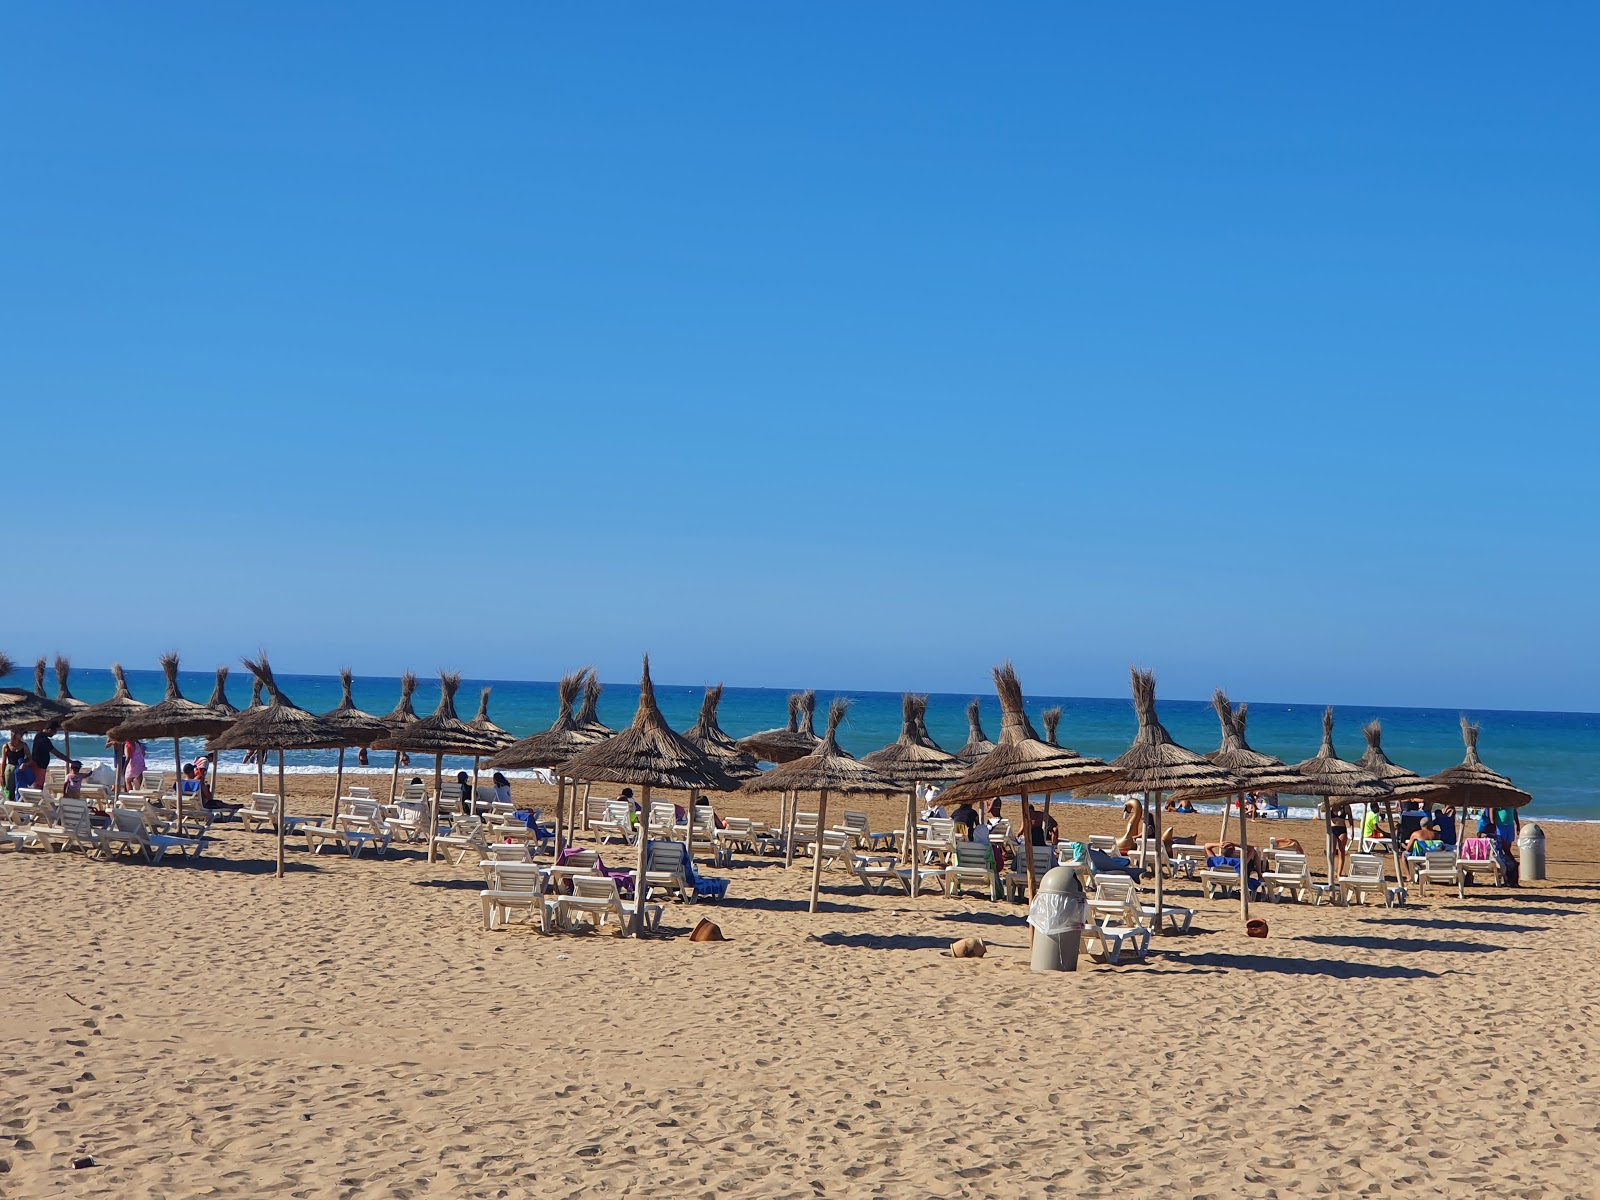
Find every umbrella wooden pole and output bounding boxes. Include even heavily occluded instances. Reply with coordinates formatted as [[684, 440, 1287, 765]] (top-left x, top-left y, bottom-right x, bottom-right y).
[[275, 750, 286, 879], [550, 775, 562, 858], [173, 737, 184, 833], [902, 789, 915, 865], [113, 742, 124, 796], [1323, 797, 1336, 890], [909, 808, 921, 899], [783, 793, 798, 869], [332, 746, 346, 822], [1150, 791, 1165, 937], [257, 752, 264, 794], [471, 755, 481, 814], [389, 752, 401, 802], [428, 753, 443, 864], [1387, 799, 1405, 894], [582, 782, 592, 832], [684, 790, 696, 853], [1019, 788, 1038, 904], [808, 788, 829, 914], [633, 784, 652, 937], [1238, 791, 1251, 923]]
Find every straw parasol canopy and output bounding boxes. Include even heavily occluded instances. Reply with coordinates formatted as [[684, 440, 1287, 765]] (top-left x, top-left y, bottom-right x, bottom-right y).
[[370, 672, 502, 760], [1, 651, 71, 730], [744, 697, 903, 798], [736, 691, 820, 764], [954, 698, 996, 764], [52, 656, 89, 718], [1359, 720, 1447, 802], [1428, 716, 1532, 810], [487, 670, 599, 770], [575, 672, 614, 739], [940, 665, 1115, 806], [61, 662, 147, 737], [468, 686, 517, 751], [861, 694, 963, 785], [204, 667, 240, 719], [1293, 708, 1393, 801], [743, 697, 902, 913], [560, 657, 742, 935], [380, 671, 420, 731], [682, 684, 762, 780], [559, 658, 743, 796], [1041, 706, 1063, 747], [1172, 691, 1322, 799], [1086, 670, 1241, 801], [318, 669, 389, 746], [245, 675, 264, 711], [108, 653, 238, 745], [210, 655, 359, 878]]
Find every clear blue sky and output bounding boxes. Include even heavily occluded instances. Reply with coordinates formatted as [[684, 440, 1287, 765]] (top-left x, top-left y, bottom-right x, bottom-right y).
[[4, 5, 1596, 711]]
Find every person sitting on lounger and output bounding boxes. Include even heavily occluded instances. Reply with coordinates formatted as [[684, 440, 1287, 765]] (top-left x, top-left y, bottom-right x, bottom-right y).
[[1114, 799, 1143, 853], [1405, 820, 1445, 855], [948, 800, 980, 840]]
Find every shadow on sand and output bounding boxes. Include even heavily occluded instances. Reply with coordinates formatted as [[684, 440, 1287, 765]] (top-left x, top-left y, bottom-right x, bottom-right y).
[[808, 931, 960, 952], [1296, 933, 1506, 954], [1357, 916, 1548, 934], [1158, 951, 1445, 979]]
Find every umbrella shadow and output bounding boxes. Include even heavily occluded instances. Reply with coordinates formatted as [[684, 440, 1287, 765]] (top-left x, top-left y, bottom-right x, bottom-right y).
[[1296, 933, 1506, 954], [1448, 902, 1577, 916], [1161, 951, 1445, 979], [736, 896, 871, 915], [808, 931, 959, 952], [160, 855, 325, 876], [935, 910, 1027, 928], [414, 877, 487, 892], [1356, 916, 1548, 934]]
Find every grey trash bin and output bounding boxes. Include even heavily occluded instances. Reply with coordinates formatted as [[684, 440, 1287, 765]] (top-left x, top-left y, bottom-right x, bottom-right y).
[[1518, 823, 1545, 882], [1028, 865, 1086, 973]]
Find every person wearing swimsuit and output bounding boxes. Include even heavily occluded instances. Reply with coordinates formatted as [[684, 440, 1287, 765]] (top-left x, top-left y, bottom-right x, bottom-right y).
[[1327, 800, 1352, 877]]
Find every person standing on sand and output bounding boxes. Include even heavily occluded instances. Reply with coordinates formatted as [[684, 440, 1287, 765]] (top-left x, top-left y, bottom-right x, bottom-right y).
[[31, 722, 68, 782], [1327, 799, 1353, 877], [3, 729, 28, 798], [125, 739, 147, 790]]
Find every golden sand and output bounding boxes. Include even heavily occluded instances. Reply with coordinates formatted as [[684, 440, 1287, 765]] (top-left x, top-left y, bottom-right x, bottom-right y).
[[4, 774, 1598, 1197]]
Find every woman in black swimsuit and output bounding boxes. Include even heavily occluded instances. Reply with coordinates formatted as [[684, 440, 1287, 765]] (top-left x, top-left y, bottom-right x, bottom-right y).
[[1327, 799, 1352, 878]]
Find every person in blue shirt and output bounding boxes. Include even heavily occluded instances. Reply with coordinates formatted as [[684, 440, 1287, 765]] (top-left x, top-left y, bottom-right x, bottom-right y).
[[1430, 807, 1457, 847]]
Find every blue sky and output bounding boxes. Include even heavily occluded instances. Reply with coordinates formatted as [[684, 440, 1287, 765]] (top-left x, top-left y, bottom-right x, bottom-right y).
[[3, 5, 1596, 711]]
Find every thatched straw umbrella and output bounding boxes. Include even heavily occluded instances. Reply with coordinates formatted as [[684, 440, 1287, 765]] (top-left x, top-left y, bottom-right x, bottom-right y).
[[318, 669, 391, 818], [1172, 691, 1322, 921], [210, 655, 354, 877], [487, 670, 597, 856], [377, 671, 421, 803], [370, 673, 502, 863], [742, 697, 903, 913], [1293, 708, 1393, 888], [1, 651, 70, 734], [467, 686, 517, 801], [61, 663, 147, 791], [939, 665, 1115, 907], [199, 667, 240, 798], [575, 673, 614, 739], [238, 675, 267, 791], [683, 685, 762, 782], [558, 656, 741, 935], [954, 699, 997, 765], [1428, 716, 1532, 814], [736, 690, 822, 842], [108, 654, 238, 832], [50, 657, 90, 757], [862, 694, 963, 875], [1357, 719, 1446, 885], [1083, 669, 1239, 935]]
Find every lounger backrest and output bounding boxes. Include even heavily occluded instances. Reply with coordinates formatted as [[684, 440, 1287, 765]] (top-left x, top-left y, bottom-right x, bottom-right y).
[[349, 786, 371, 799], [648, 841, 688, 873], [927, 818, 955, 843], [250, 792, 280, 814], [401, 782, 427, 801], [723, 817, 753, 836], [488, 862, 543, 893], [572, 875, 622, 904], [841, 811, 869, 834], [1424, 850, 1457, 875], [604, 801, 632, 823], [587, 797, 614, 822], [57, 797, 93, 836], [113, 807, 148, 837], [1348, 854, 1384, 882], [485, 843, 530, 861], [952, 842, 990, 870], [564, 849, 599, 870], [1088, 834, 1117, 852]]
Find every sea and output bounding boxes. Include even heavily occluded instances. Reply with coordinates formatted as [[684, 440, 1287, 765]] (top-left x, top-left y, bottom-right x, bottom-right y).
[[12, 668, 1598, 823]]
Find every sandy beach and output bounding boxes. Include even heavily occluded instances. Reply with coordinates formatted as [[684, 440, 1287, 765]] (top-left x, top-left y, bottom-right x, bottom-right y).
[[4, 774, 1598, 1198]]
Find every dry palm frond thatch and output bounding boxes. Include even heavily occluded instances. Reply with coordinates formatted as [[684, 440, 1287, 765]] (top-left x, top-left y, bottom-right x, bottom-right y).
[[557, 657, 741, 793], [208, 656, 354, 753], [107, 653, 238, 742], [318, 668, 391, 746], [488, 670, 601, 770], [3, 653, 71, 730], [939, 665, 1114, 805], [62, 663, 148, 735], [1428, 716, 1532, 809], [1041, 706, 1063, 747], [379, 671, 420, 731], [468, 686, 517, 750], [1172, 691, 1322, 799], [736, 692, 820, 764], [1292, 708, 1393, 800], [53, 656, 89, 714], [682, 685, 762, 780], [1359, 720, 1447, 802], [742, 698, 903, 797], [1083, 669, 1240, 800], [370, 673, 503, 758], [575, 672, 614, 739], [204, 667, 240, 718], [861, 694, 963, 785], [954, 698, 996, 764]]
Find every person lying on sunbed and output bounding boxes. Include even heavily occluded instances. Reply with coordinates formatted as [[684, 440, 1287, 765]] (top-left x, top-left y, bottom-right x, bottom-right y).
[[1405, 821, 1446, 855]]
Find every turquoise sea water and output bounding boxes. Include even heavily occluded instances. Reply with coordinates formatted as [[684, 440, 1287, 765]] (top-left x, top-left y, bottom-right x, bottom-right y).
[[10, 668, 1597, 821]]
